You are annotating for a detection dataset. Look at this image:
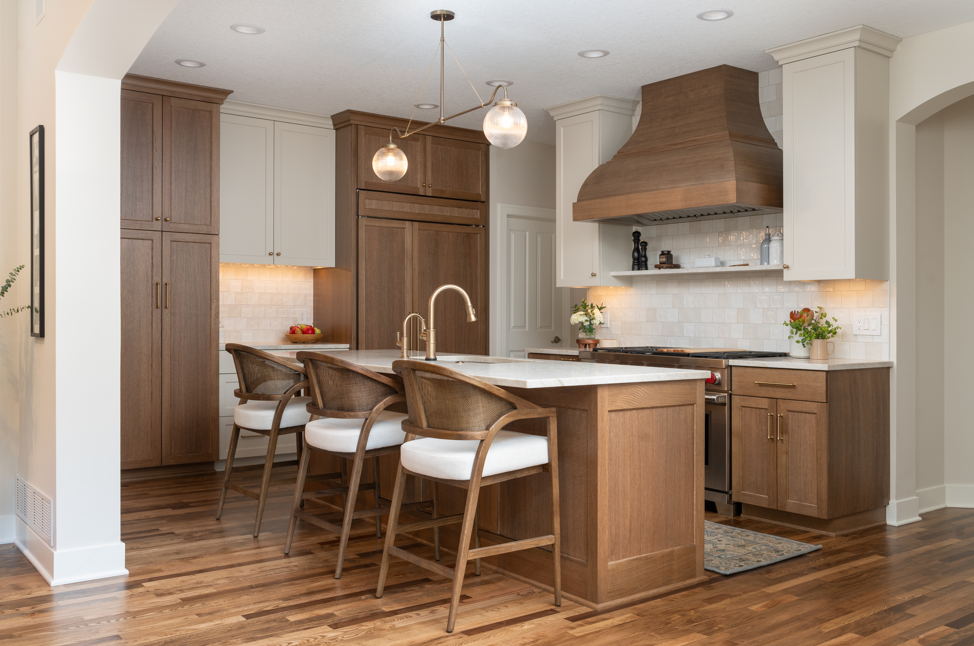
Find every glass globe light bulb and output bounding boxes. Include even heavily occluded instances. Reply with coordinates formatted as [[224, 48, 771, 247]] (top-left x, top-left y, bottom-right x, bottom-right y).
[[483, 99, 527, 149], [372, 143, 408, 181]]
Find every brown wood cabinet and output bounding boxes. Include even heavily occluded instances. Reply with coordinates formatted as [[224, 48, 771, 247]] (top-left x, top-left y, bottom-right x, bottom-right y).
[[731, 367, 890, 535], [120, 76, 229, 471], [120, 231, 219, 468], [315, 111, 489, 354]]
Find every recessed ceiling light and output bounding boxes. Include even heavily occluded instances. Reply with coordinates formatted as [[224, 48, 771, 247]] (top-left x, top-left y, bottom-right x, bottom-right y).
[[578, 50, 609, 58], [485, 80, 513, 87], [230, 23, 265, 35], [697, 9, 734, 20], [415, 103, 438, 109], [175, 59, 205, 68]]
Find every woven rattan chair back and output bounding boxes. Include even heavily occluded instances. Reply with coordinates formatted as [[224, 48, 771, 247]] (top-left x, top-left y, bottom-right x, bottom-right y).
[[297, 352, 402, 416], [227, 344, 304, 398]]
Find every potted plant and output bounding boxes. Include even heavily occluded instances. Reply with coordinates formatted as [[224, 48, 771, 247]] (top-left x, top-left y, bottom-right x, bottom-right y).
[[783, 307, 841, 360], [570, 299, 605, 350]]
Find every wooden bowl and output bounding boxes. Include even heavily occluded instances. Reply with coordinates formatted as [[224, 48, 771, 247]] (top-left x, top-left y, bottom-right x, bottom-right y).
[[285, 333, 323, 344]]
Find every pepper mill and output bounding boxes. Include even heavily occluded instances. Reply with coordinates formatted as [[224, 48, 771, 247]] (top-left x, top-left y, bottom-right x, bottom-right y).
[[639, 241, 649, 270], [631, 231, 642, 271]]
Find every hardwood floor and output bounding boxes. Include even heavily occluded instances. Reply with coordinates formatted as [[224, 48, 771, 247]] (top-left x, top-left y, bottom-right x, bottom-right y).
[[2, 466, 974, 645]]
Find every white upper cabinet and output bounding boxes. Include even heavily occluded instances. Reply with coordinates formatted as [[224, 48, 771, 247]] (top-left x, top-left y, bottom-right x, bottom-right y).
[[219, 103, 335, 267], [546, 96, 637, 288], [769, 26, 900, 281]]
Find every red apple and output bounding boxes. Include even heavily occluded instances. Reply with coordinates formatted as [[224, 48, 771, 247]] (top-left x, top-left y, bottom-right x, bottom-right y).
[[289, 325, 299, 334], [302, 325, 315, 334]]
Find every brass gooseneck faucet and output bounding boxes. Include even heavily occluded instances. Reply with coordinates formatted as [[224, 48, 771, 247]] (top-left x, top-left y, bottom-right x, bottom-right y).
[[422, 284, 477, 360], [397, 312, 427, 359]]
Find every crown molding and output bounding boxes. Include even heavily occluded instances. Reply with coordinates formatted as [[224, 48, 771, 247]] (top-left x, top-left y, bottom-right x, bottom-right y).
[[221, 101, 333, 129], [767, 25, 901, 65], [121, 74, 233, 104], [545, 95, 639, 121]]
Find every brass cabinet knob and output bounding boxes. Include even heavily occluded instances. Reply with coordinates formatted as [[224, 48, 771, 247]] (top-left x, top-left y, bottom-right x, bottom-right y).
[[268, 252, 273, 256], [164, 217, 170, 221], [276, 252, 281, 256], [591, 272, 597, 277], [783, 264, 790, 269], [155, 216, 161, 221]]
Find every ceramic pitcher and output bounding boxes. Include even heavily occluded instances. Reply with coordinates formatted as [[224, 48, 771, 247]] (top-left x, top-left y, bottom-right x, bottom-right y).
[[809, 339, 835, 360]]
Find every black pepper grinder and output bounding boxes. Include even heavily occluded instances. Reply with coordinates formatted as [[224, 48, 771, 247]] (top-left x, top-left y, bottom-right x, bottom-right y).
[[631, 231, 642, 271], [639, 241, 649, 270]]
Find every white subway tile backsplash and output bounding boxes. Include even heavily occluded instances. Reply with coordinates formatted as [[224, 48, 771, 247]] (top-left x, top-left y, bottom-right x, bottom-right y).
[[219, 264, 314, 344]]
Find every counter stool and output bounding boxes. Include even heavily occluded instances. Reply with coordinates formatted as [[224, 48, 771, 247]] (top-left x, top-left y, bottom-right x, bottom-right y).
[[217, 344, 311, 538], [284, 352, 437, 579], [377, 360, 562, 634]]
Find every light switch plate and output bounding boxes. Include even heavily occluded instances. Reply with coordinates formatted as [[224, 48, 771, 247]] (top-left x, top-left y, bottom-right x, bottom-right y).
[[602, 309, 611, 326], [853, 316, 881, 336]]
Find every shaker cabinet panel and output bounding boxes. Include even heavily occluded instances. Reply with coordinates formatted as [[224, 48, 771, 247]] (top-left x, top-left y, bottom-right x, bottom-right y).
[[732, 396, 778, 509], [356, 218, 412, 351], [776, 399, 828, 518], [426, 137, 488, 201], [274, 122, 335, 267], [219, 114, 274, 263], [120, 90, 163, 230], [357, 126, 427, 195], [163, 97, 221, 235]]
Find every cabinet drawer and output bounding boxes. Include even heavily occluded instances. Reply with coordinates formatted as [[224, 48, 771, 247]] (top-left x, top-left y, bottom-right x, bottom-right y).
[[527, 353, 580, 362], [358, 190, 486, 226], [733, 367, 827, 403], [219, 351, 235, 374]]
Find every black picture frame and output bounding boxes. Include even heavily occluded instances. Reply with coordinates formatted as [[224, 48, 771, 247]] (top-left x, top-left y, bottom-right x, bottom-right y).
[[29, 125, 44, 338]]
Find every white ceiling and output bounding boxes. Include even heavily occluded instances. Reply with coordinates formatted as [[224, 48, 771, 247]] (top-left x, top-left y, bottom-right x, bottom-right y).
[[129, 0, 974, 143]]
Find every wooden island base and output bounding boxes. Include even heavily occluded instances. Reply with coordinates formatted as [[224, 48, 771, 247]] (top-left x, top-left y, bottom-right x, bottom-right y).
[[389, 378, 706, 610], [742, 504, 887, 537]]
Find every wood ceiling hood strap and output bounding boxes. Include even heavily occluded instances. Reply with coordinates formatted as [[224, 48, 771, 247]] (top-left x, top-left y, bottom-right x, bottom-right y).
[[572, 65, 783, 225]]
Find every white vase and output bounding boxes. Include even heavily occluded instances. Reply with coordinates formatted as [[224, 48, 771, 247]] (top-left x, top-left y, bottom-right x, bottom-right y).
[[789, 338, 810, 358]]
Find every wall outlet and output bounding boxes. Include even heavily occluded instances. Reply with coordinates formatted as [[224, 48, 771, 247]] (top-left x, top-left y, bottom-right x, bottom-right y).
[[853, 316, 881, 336]]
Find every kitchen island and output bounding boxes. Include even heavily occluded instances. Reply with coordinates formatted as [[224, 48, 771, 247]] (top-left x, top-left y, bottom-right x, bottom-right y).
[[299, 350, 710, 610]]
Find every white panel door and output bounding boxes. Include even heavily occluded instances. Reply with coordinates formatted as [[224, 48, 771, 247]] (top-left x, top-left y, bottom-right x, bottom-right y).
[[506, 215, 564, 357], [274, 122, 335, 267], [220, 114, 274, 264]]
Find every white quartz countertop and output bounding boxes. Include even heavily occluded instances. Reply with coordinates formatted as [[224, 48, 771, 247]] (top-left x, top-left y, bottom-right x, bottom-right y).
[[524, 348, 580, 356], [219, 342, 349, 351], [301, 350, 709, 389], [729, 357, 893, 371]]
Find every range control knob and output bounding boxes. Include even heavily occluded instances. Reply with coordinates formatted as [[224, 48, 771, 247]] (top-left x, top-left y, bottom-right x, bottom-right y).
[[706, 372, 721, 385]]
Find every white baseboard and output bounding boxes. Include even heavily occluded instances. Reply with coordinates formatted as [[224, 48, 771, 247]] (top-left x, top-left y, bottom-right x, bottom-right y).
[[15, 518, 127, 586], [0, 514, 14, 544], [886, 497, 922, 526], [946, 484, 974, 508], [918, 485, 947, 513]]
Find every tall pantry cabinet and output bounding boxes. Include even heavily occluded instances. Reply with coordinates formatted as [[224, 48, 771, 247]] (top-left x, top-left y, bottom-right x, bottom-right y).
[[119, 75, 231, 471]]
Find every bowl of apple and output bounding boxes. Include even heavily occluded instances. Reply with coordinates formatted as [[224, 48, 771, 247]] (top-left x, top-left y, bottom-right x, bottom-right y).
[[285, 324, 323, 343]]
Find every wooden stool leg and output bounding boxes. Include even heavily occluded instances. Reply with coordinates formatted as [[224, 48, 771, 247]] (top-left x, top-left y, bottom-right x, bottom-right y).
[[372, 456, 383, 539], [446, 484, 482, 633], [285, 446, 312, 555], [339, 459, 349, 509], [548, 418, 562, 607], [217, 425, 242, 520], [335, 452, 366, 579], [473, 511, 481, 576], [253, 427, 280, 538], [432, 482, 441, 562], [375, 462, 408, 599]]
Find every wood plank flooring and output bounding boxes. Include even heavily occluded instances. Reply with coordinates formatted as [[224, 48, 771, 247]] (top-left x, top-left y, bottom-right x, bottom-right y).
[[2, 466, 973, 645]]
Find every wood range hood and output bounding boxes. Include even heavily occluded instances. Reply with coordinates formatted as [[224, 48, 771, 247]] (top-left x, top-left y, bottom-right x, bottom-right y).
[[573, 65, 783, 226]]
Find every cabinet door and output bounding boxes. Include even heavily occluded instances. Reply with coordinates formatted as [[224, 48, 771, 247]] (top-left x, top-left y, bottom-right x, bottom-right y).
[[220, 114, 274, 263], [555, 112, 601, 287], [120, 230, 163, 469], [161, 233, 219, 464], [120, 90, 162, 230], [776, 399, 828, 518], [412, 222, 488, 355], [426, 137, 487, 201], [357, 126, 426, 195], [274, 122, 336, 267], [357, 218, 411, 350], [163, 97, 220, 234], [731, 396, 777, 509]]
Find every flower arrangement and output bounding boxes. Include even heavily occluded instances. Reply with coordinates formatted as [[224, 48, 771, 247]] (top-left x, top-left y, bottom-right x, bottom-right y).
[[570, 299, 605, 337], [783, 307, 840, 347]]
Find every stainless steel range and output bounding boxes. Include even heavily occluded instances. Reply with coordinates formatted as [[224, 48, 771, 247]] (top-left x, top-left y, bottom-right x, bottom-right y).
[[579, 346, 788, 516]]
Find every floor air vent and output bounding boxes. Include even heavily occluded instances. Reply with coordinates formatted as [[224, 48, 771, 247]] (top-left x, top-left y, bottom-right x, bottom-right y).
[[15, 476, 53, 546]]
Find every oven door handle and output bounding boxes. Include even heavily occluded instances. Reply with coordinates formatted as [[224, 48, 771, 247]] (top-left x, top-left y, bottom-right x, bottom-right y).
[[705, 394, 727, 404]]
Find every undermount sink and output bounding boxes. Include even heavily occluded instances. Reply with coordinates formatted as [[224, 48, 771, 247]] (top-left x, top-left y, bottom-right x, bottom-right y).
[[443, 355, 531, 365]]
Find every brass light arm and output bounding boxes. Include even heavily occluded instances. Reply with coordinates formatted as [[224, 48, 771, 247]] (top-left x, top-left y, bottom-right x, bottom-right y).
[[396, 86, 504, 140]]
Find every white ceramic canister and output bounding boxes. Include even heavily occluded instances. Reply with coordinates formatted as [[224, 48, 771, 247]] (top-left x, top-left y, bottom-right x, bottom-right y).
[[769, 230, 784, 266]]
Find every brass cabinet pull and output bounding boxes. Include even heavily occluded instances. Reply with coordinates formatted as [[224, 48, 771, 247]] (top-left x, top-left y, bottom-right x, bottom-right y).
[[767, 413, 772, 440], [165, 282, 170, 309], [591, 272, 597, 277], [755, 381, 796, 388], [777, 414, 783, 441], [156, 282, 160, 308]]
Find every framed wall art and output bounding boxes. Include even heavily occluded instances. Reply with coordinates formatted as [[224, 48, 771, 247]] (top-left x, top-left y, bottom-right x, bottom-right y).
[[29, 125, 44, 338]]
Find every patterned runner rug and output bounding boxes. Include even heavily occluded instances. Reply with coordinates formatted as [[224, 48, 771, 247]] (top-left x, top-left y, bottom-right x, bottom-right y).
[[705, 521, 821, 575]]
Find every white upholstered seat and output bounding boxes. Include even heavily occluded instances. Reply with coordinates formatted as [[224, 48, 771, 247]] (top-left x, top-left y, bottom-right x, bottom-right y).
[[400, 430, 549, 481], [304, 411, 408, 454], [233, 396, 312, 431]]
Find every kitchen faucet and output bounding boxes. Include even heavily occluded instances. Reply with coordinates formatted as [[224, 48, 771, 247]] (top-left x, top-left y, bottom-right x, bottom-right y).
[[422, 284, 476, 360], [396, 312, 427, 359]]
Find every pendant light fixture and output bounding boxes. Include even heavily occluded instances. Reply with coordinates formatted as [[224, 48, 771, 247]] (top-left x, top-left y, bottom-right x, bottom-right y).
[[371, 9, 527, 182]]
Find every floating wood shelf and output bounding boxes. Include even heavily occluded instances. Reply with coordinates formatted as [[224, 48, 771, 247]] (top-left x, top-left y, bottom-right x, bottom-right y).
[[610, 265, 785, 278]]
